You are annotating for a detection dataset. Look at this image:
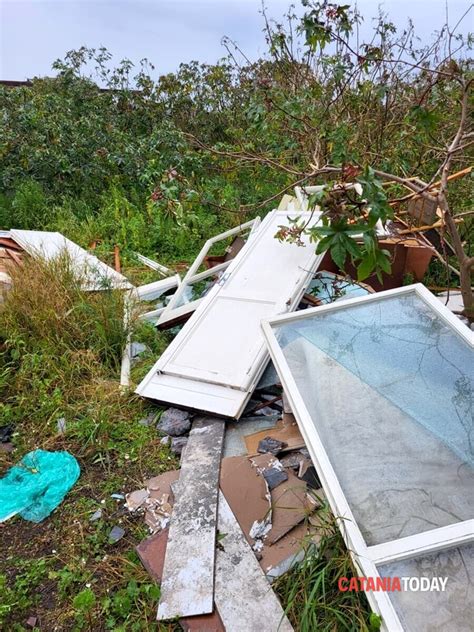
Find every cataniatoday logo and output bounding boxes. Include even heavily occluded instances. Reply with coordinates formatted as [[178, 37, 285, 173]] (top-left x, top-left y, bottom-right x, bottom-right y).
[[338, 576, 448, 592]]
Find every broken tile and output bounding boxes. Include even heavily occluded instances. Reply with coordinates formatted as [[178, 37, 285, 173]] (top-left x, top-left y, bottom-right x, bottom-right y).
[[136, 530, 225, 631], [219, 456, 271, 548], [262, 467, 288, 490], [268, 470, 311, 545], [157, 417, 225, 620], [244, 413, 304, 455], [136, 528, 169, 581], [26, 616, 38, 628], [180, 611, 225, 632], [257, 437, 287, 455], [223, 416, 277, 458], [108, 526, 125, 543], [279, 451, 306, 471], [214, 492, 294, 632], [125, 488, 149, 511], [0, 424, 13, 443], [89, 509, 102, 522], [219, 455, 320, 584], [157, 407, 191, 436], [146, 470, 180, 498], [299, 465, 321, 489]]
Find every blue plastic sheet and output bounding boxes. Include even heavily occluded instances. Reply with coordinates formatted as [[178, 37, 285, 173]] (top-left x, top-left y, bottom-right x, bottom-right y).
[[0, 449, 80, 523]]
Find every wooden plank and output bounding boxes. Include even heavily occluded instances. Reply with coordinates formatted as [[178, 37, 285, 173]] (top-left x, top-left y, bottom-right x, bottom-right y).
[[157, 417, 225, 620], [214, 491, 294, 632], [136, 529, 225, 632]]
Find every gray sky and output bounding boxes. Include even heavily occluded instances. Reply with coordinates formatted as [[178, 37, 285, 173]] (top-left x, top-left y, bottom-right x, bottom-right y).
[[0, 0, 472, 81]]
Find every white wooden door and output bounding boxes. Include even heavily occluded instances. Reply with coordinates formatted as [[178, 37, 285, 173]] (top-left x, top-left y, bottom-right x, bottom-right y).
[[136, 210, 323, 417]]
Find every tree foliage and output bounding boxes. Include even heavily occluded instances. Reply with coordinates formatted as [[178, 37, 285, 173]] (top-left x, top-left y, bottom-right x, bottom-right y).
[[0, 1, 472, 289]]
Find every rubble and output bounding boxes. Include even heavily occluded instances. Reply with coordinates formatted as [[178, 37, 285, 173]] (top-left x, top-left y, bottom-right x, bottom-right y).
[[157, 407, 192, 436], [130, 341, 149, 362], [257, 436, 287, 455], [126, 195, 473, 627], [0, 424, 14, 443], [261, 466, 288, 490], [170, 436, 188, 456], [89, 509, 102, 522], [56, 417, 67, 434], [108, 525, 125, 544]]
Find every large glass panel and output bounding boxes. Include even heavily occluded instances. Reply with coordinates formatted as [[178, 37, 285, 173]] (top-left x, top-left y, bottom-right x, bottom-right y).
[[275, 292, 474, 545], [378, 543, 474, 631]]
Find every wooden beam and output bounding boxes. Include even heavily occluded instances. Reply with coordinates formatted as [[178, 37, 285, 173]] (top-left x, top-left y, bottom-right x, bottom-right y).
[[157, 417, 225, 620], [214, 492, 294, 632]]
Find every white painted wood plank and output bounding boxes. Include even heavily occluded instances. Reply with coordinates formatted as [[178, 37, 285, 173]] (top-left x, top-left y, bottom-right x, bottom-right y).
[[134, 252, 173, 277], [215, 492, 294, 632], [141, 372, 249, 418], [157, 417, 225, 620], [136, 274, 180, 300]]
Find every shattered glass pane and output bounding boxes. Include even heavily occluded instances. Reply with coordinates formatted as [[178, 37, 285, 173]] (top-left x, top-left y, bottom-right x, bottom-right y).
[[275, 291, 474, 545], [378, 543, 474, 632]]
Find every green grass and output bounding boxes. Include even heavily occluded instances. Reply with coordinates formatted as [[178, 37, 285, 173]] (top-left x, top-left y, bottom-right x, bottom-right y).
[[0, 256, 179, 630], [274, 499, 381, 632]]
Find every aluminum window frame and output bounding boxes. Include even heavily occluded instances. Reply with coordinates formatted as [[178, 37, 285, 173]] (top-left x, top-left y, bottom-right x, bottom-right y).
[[261, 284, 474, 631]]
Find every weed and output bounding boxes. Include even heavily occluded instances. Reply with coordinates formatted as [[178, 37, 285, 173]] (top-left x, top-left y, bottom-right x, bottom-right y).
[[274, 501, 378, 631]]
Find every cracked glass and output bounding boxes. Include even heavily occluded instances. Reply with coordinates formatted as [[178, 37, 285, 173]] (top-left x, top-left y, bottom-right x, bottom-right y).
[[378, 543, 474, 632], [275, 292, 474, 546]]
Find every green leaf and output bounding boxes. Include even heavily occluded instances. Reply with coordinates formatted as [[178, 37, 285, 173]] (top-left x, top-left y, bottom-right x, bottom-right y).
[[357, 255, 375, 280], [315, 234, 337, 254], [330, 238, 347, 270], [376, 249, 392, 274], [369, 612, 382, 631]]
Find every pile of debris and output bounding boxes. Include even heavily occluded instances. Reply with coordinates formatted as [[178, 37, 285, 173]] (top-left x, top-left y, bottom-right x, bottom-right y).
[[126, 407, 322, 630], [3, 187, 471, 630]]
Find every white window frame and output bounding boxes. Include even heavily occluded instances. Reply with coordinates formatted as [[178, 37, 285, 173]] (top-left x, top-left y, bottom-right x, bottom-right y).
[[157, 218, 260, 327], [261, 284, 474, 631], [134, 252, 174, 278]]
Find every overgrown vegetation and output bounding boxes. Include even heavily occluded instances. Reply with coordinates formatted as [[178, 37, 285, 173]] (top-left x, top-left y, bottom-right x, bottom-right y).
[[275, 500, 381, 632], [0, 258, 178, 630], [0, 1, 472, 629]]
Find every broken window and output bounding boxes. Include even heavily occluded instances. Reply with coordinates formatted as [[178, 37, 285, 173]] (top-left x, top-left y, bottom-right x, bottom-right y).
[[262, 284, 474, 630]]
